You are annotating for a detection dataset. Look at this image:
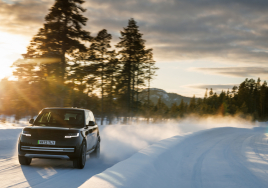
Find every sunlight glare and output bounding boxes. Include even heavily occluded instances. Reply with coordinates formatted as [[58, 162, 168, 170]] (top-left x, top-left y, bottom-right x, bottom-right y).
[[0, 31, 28, 80]]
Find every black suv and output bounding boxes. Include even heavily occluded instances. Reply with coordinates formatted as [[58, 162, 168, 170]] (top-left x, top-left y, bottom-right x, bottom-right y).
[[18, 107, 100, 169]]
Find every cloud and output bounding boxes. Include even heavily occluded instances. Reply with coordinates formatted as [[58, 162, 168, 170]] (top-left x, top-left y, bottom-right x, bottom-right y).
[[1, 0, 268, 64], [194, 67, 268, 77], [188, 84, 238, 90], [0, 0, 54, 35], [82, 0, 268, 64]]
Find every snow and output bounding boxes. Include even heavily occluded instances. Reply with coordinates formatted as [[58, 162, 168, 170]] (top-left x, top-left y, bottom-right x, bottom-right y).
[[82, 126, 268, 188], [0, 115, 34, 129], [0, 116, 267, 187], [80, 134, 186, 188]]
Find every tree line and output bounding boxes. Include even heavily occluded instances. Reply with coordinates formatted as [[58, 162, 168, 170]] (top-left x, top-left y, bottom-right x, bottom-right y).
[[157, 78, 268, 122], [1, 76, 267, 122]]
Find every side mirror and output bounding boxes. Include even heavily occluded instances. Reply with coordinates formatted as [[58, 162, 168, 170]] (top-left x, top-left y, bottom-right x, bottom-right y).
[[29, 119, 34, 124], [88, 121, 95, 126]]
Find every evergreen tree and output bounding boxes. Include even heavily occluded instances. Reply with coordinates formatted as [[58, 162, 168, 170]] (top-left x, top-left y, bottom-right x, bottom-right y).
[[12, 59, 40, 82], [195, 98, 203, 114], [204, 88, 208, 98], [88, 29, 112, 125], [170, 103, 179, 118], [105, 50, 120, 124], [189, 95, 196, 113], [178, 99, 186, 117], [260, 81, 267, 120], [154, 97, 169, 121], [209, 88, 213, 97], [13, 0, 91, 106], [43, 0, 91, 81], [116, 18, 157, 116], [144, 52, 158, 112], [239, 102, 248, 114]]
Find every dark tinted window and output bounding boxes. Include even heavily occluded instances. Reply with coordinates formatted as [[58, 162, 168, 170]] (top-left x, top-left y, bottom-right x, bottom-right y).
[[35, 109, 85, 128]]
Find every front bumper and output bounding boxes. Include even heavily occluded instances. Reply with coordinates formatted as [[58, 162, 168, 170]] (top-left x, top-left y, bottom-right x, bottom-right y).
[[18, 144, 82, 159], [21, 146, 75, 153], [18, 134, 84, 159]]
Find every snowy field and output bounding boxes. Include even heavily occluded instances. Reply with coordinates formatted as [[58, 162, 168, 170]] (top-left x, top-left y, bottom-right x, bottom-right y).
[[0, 116, 267, 187]]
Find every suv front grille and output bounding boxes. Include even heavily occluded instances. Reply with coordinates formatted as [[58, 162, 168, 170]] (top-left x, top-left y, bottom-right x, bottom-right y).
[[31, 130, 65, 139]]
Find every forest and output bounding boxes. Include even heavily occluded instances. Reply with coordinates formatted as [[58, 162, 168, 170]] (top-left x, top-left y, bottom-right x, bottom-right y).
[[0, 0, 267, 123]]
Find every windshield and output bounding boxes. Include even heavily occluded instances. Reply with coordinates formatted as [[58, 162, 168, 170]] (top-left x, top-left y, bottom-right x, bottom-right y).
[[34, 109, 85, 128]]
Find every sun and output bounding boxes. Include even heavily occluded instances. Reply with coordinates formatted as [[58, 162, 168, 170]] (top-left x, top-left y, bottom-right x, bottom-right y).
[[0, 31, 29, 80]]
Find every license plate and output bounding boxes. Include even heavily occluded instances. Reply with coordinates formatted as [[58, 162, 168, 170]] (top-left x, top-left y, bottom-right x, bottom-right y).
[[38, 140, 56, 145]]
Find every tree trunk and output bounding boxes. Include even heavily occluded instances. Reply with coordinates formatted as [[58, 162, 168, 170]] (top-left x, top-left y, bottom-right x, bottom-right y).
[[59, 18, 68, 107], [127, 61, 131, 120], [101, 54, 104, 125], [147, 66, 151, 124]]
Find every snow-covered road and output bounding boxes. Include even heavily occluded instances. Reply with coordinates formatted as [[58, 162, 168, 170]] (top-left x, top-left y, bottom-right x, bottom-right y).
[[0, 121, 267, 188], [171, 127, 268, 188], [82, 127, 268, 188]]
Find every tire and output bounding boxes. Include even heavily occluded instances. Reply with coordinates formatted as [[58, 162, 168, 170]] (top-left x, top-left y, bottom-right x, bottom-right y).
[[18, 155, 32, 165], [73, 143, 86, 169], [90, 140, 100, 158]]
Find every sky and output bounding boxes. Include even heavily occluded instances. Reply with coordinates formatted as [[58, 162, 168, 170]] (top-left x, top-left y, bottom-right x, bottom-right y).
[[0, 0, 267, 97]]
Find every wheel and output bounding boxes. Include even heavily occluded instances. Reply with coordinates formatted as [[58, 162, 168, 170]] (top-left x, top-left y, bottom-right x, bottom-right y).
[[73, 143, 86, 169], [90, 140, 100, 158], [18, 155, 32, 165]]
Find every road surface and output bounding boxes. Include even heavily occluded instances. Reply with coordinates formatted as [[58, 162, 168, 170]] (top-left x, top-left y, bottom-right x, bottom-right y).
[[1, 126, 268, 188]]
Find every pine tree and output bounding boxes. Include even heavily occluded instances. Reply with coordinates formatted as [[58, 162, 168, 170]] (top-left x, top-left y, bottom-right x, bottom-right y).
[[116, 18, 157, 117], [209, 88, 213, 97], [12, 59, 39, 82], [43, 0, 91, 82], [105, 50, 120, 124], [260, 81, 267, 119], [13, 0, 91, 106], [239, 102, 248, 114], [145, 52, 158, 108], [170, 103, 179, 118], [154, 97, 168, 120], [178, 99, 185, 117], [254, 78, 261, 116], [88, 29, 112, 125], [204, 88, 208, 98], [196, 98, 203, 114], [189, 95, 196, 113]]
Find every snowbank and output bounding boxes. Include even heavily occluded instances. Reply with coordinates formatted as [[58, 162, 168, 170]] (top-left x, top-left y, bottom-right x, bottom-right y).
[[80, 134, 187, 188], [81, 126, 268, 188], [98, 116, 257, 163]]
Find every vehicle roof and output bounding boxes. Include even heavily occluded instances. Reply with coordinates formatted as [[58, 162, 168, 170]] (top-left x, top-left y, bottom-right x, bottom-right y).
[[43, 107, 91, 111]]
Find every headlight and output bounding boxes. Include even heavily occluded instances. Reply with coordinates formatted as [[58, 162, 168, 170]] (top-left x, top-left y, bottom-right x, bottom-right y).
[[22, 130, 31, 137], [65, 133, 79, 138]]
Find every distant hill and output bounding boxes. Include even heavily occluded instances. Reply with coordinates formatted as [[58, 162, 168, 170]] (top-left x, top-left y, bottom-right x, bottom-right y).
[[139, 88, 192, 107]]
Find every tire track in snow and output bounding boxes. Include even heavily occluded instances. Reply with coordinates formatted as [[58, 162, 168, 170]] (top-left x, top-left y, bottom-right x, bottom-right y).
[[223, 134, 265, 188], [251, 134, 268, 164], [81, 127, 268, 188], [172, 128, 234, 188], [191, 138, 226, 188], [166, 128, 268, 188]]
